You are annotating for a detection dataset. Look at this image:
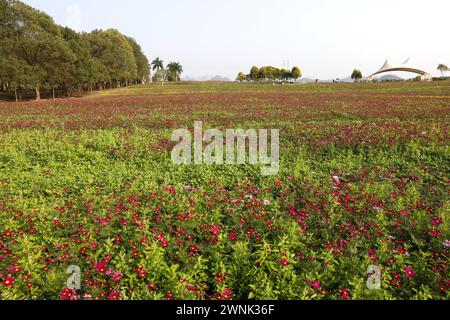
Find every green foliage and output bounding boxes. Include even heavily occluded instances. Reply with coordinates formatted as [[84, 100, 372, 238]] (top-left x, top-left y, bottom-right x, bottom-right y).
[[437, 64, 448, 77], [351, 69, 363, 81], [0, 81, 448, 300], [237, 65, 302, 82], [0, 0, 150, 100], [166, 62, 184, 82]]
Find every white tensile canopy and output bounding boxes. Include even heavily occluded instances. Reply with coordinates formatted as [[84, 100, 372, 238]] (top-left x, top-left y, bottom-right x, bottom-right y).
[[368, 58, 431, 81]]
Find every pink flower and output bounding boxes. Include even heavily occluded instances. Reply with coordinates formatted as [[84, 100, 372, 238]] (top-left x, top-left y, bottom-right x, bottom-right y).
[[211, 225, 221, 236], [306, 279, 321, 289], [2, 276, 15, 287], [112, 271, 123, 282], [403, 267, 416, 279], [443, 239, 450, 248], [332, 176, 341, 185]]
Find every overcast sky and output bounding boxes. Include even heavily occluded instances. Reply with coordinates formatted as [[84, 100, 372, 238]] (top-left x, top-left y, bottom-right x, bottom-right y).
[[23, 0, 450, 79]]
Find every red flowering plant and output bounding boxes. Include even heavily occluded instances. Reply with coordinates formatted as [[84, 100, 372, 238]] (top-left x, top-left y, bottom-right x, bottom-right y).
[[0, 82, 449, 300]]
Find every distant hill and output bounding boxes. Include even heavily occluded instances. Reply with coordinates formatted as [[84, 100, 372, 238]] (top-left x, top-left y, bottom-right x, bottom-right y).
[[377, 74, 404, 81], [298, 77, 317, 83], [182, 75, 231, 82], [210, 75, 231, 82]]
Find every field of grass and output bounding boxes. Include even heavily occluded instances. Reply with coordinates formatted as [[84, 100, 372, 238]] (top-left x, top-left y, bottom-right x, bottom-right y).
[[0, 81, 449, 300]]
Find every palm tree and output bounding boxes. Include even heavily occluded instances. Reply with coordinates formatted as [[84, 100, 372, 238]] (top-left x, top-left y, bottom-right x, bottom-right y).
[[437, 64, 448, 77], [167, 62, 183, 82], [151, 58, 164, 72]]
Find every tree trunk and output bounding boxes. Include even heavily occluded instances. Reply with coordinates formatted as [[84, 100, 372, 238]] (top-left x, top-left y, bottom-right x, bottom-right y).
[[52, 87, 55, 100], [14, 87, 18, 102], [35, 86, 41, 100]]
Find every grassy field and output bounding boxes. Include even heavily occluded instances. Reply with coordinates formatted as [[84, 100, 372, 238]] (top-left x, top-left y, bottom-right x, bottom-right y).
[[0, 81, 449, 300]]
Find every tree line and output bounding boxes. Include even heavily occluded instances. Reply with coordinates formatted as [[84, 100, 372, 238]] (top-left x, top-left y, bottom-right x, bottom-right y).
[[236, 66, 302, 82], [0, 0, 150, 101]]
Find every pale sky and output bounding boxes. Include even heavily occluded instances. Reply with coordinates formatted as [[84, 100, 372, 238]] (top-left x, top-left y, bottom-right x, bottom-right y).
[[23, 0, 450, 79]]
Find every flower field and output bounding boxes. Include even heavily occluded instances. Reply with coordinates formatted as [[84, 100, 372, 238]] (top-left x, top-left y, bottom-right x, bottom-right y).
[[0, 81, 449, 300]]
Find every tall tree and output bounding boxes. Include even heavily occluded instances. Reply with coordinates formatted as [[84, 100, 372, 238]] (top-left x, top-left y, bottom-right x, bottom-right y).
[[87, 29, 137, 88], [250, 66, 260, 81], [151, 57, 164, 72], [167, 62, 183, 82], [0, 0, 152, 100], [0, 0, 75, 99], [236, 72, 247, 82], [351, 69, 363, 82], [291, 67, 302, 80], [437, 64, 448, 77], [126, 36, 150, 84]]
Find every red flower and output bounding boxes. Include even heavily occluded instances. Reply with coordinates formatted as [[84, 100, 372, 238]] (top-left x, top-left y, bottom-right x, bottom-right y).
[[108, 290, 121, 300], [218, 288, 233, 300], [166, 292, 174, 300], [229, 231, 237, 242], [211, 225, 221, 236], [135, 267, 147, 278], [2, 276, 14, 287], [94, 263, 107, 274], [60, 288, 78, 300], [160, 240, 169, 248], [147, 283, 158, 291], [306, 279, 321, 289], [281, 258, 289, 267], [339, 289, 351, 300], [430, 230, 442, 238], [215, 273, 226, 283], [189, 245, 199, 254], [403, 267, 416, 279], [432, 217, 443, 226], [112, 271, 123, 282]]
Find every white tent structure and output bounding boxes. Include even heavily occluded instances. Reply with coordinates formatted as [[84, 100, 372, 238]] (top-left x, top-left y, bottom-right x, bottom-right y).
[[368, 58, 431, 81]]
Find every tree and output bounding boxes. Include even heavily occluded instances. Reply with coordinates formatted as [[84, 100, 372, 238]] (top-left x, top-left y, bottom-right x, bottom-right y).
[[250, 66, 259, 81], [236, 72, 247, 82], [0, 0, 151, 100], [0, 0, 77, 99], [0, 56, 29, 101], [351, 69, 363, 82], [167, 62, 183, 82], [236, 65, 303, 82], [437, 64, 448, 77], [291, 67, 302, 81], [87, 29, 137, 88], [151, 57, 164, 72], [126, 36, 150, 84], [60, 27, 95, 93]]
